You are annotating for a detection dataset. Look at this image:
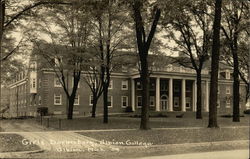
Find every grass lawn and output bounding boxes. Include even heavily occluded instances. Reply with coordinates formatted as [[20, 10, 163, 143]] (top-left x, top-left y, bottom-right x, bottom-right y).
[[34, 114, 249, 131], [78, 127, 248, 146], [0, 115, 248, 159], [0, 134, 40, 152]]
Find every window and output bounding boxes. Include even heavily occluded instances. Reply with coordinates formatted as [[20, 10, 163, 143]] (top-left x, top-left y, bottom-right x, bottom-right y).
[[121, 96, 128, 108], [38, 96, 42, 105], [136, 81, 142, 90], [74, 95, 80, 105], [174, 84, 179, 92], [54, 94, 62, 105], [121, 80, 128, 90], [54, 77, 61, 87], [226, 70, 230, 79], [108, 96, 113, 107], [186, 97, 191, 108], [186, 85, 191, 92], [174, 97, 179, 107], [226, 86, 230, 94], [108, 80, 113, 89], [89, 95, 93, 106], [137, 96, 142, 108], [150, 81, 155, 90], [150, 96, 155, 107], [160, 82, 167, 91]]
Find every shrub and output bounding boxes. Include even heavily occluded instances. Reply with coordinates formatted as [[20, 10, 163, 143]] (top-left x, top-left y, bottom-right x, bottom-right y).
[[158, 113, 168, 117], [149, 113, 168, 118], [37, 107, 48, 116], [221, 114, 245, 118], [220, 114, 232, 118], [125, 106, 133, 112], [243, 109, 250, 114], [132, 114, 141, 118]]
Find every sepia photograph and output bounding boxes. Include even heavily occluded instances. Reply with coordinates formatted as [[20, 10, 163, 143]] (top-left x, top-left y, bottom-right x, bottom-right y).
[[0, 0, 249, 159]]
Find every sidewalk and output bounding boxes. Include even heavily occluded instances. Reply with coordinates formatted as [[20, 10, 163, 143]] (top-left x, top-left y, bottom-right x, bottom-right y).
[[137, 149, 249, 159]]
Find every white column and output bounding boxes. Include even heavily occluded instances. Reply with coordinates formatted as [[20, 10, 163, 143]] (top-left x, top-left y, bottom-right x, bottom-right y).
[[131, 79, 135, 111], [155, 77, 160, 111], [168, 78, 173, 111], [192, 80, 197, 112], [181, 79, 186, 112], [205, 80, 209, 112]]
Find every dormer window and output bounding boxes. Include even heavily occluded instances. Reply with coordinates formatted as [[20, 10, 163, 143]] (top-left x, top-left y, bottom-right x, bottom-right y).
[[54, 77, 62, 87], [30, 62, 36, 70], [55, 56, 63, 66]]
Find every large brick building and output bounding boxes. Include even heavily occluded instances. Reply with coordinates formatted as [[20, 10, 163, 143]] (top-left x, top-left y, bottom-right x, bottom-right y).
[[8, 51, 248, 117]]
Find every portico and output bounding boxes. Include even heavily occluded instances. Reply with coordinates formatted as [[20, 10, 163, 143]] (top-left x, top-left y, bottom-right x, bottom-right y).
[[131, 76, 210, 112]]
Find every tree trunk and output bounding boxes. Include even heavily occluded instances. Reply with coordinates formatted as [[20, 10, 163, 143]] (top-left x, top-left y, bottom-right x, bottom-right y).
[[66, 73, 80, 120], [0, 1, 5, 113], [91, 94, 98, 118], [232, 38, 240, 122], [245, 85, 250, 103], [208, 0, 222, 128], [232, 67, 240, 122], [67, 97, 74, 120], [140, 56, 150, 130], [196, 71, 202, 119], [103, 83, 108, 123]]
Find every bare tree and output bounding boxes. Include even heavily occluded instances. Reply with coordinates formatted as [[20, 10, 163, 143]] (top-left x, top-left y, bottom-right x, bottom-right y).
[[220, 0, 249, 122], [208, 0, 222, 128], [31, 2, 92, 119], [0, 0, 72, 117], [131, 0, 161, 130], [161, 0, 213, 119], [83, 60, 103, 118], [89, 0, 132, 123]]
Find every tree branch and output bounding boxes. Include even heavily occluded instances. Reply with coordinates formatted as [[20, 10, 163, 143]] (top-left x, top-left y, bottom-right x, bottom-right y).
[[4, 0, 72, 29]]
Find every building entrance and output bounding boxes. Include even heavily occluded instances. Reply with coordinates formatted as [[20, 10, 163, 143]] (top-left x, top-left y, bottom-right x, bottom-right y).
[[161, 95, 168, 111]]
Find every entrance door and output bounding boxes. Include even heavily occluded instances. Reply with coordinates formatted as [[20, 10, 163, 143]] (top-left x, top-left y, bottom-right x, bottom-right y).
[[161, 95, 168, 111]]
